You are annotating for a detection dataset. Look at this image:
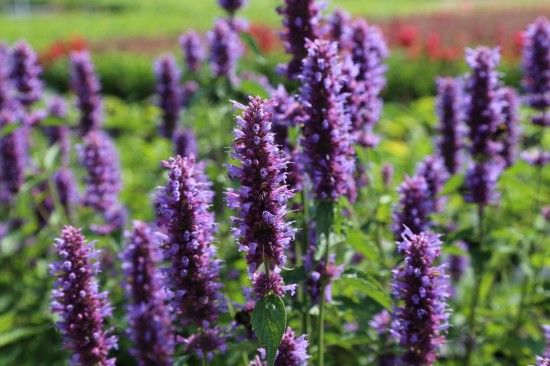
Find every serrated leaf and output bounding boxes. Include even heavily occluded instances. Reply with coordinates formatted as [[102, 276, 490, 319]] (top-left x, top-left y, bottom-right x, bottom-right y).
[[251, 294, 286, 366], [334, 271, 391, 308]]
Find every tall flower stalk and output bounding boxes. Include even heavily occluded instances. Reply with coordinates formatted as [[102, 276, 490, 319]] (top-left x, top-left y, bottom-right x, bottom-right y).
[[436, 77, 464, 174], [154, 156, 225, 362], [50, 226, 117, 365], [0, 109, 26, 205], [298, 38, 354, 365], [10, 41, 42, 109], [208, 19, 243, 85], [154, 55, 182, 139]]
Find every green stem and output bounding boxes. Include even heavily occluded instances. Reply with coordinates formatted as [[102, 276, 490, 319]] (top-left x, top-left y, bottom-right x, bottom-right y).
[[464, 204, 485, 366], [299, 190, 310, 335], [202, 355, 208, 366]]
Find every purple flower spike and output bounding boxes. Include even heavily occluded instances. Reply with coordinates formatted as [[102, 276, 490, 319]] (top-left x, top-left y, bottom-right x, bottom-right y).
[[208, 19, 243, 85], [50, 226, 117, 366], [306, 254, 343, 304], [391, 229, 450, 366], [173, 128, 198, 158], [299, 39, 355, 200], [154, 55, 182, 139], [78, 130, 121, 212], [392, 175, 432, 239], [277, 0, 320, 79], [370, 309, 392, 336], [436, 77, 464, 174], [219, 0, 246, 15], [154, 156, 224, 329], [325, 8, 352, 52], [537, 356, 550, 366], [227, 97, 295, 297], [0, 111, 26, 204], [274, 327, 309, 366], [10, 41, 42, 108], [70, 51, 103, 136], [382, 163, 394, 189], [183, 328, 227, 362], [522, 17, 550, 125], [521, 149, 550, 166], [464, 47, 504, 158], [415, 156, 448, 212], [122, 221, 174, 366], [464, 160, 502, 207], [180, 31, 205, 73], [349, 19, 388, 146], [48, 96, 67, 118], [497, 87, 520, 168], [0, 44, 14, 111], [446, 241, 469, 283]]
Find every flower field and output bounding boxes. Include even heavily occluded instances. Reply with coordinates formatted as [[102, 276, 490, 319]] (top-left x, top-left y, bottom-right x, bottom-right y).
[[0, 1, 549, 366]]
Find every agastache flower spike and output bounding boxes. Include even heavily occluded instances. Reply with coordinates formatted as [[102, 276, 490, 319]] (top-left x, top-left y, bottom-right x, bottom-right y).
[[415, 156, 448, 213], [121, 221, 174, 366], [219, 0, 246, 15], [536, 356, 550, 366], [391, 229, 450, 366], [45, 97, 71, 166], [180, 31, 205, 73], [277, 0, 320, 79], [173, 128, 198, 158], [464, 160, 502, 206], [0, 44, 14, 111], [436, 77, 464, 174], [226, 97, 295, 297], [10, 41, 42, 108], [496, 87, 520, 167], [522, 17, 550, 126], [0, 110, 26, 204], [154, 156, 224, 329], [78, 130, 122, 213], [299, 39, 355, 200], [274, 327, 310, 366], [70, 51, 103, 136], [392, 175, 432, 239], [154, 55, 182, 139], [325, 8, 352, 52], [208, 19, 243, 85], [50, 226, 117, 366]]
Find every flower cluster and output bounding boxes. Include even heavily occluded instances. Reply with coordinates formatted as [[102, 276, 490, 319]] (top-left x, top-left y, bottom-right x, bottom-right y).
[[227, 97, 295, 297], [70, 51, 103, 136], [436, 77, 464, 174], [78, 130, 122, 213], [415, 156, 448, 213], [537, 356, 550, 366], [324, 8, 352, 51], [180, 31, 205, 73], [121, 221, 174, 366], [370, 309, 392, 336], [391, 229, 450, 366], [0, 44, 13, 111], [274, 327, 309, 366], [522, 17, 550, 126], [306, 254, 343, 304], [464, 160, 502, 206], [299, 39, 355, 200], [445, 241, 469, 283], [0, 110, 26, 204], [50, 226, 117, 366], [54, 167, 79, 219], [218, 0, 246, 15], [154, 54, 182, 138], [208, 19, 243, 85], [10, 41, 42, 108], [392, 175, 432, 239], [154, 156, 224, 329], [173, 128, 198, 158], [277, 0, 320, 79], [497, 87, 520, 167]]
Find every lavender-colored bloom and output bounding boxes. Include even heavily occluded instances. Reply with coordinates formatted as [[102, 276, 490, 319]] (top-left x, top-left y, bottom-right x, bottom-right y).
[[497, 87, 520, 167], [70, 51, 103, 136], [48, 96, 67, 118], [54, 167, 79, 218], [543, 325, 550, 357], [416, 156, 448, 212], [50, 226, 117, 366], [392, 175, 432, 239], [436, 77, 464, 174], [348, 19, 388, 146], [218, 0, 246, 15], [10, 41, 42, 107], [154, 156, 224, 328], [183, 328, 227, 362], [464, 47, 504, 158], [122, 221, 174, 366], [325, 8, 352, 51], [464, 160, 502, 206], [391, 229, 450, 366], [306, 254, 343, 304], [542, 206, 550, 221], [274, 327, 309, 366], [226, 97, 295, 297], [0, 44, 14, 111], [91, 204, 127, 235], [34, 167, 78, 228], [382, 163, 394, 189], [370, 309, 392, 336], [446, 241, 469, 283], [277, 0, 320, 79], [299, 39, 355, 200], [208, 19, 243, 85], [0, 110, 26, 203], [173, 128, 198, 158], [182, 80, 199, 107], [78, 130, 121, 212], [180, 31, 205, 73], [154, 55, 182, 139], [537, 356, 550, 366], [521, 149, 550, 166], [522, 17, 550, 125]]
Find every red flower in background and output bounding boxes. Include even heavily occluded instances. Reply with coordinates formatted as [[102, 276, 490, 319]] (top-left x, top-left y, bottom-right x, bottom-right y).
[[40, 36, 88, 65], [396, 24, 419, 48], [248, 23, 280, 53]]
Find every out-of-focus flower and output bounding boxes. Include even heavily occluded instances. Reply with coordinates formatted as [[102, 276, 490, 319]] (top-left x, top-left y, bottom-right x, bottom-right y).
[[10, 41, 42, 108], [464, 160, 503, 206], [436, 77, 464, 174], [70, 51, 102, 136], [521, 149, 550, 166], [173, 128, 198, 158], [218, 0, 247, 15], [208, 19, 243, 85], [180, 31, 205, 73], [392, 175, 432, 239], [382, 163, 394, 189], [415, 156, 448, 212], [370, 309, 392, 336], [324, 8, 352, 51], [0, 110, 26, 204], [496, 87, 520, 167], [154, 54, 182, 139]]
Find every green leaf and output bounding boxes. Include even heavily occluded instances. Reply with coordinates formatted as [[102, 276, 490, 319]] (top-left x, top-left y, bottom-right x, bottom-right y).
[[0, 123, 18, 138], [239, 79, 269, 99], [251, 294, 287, 366], [334, 271, 392, 309], [0, 325, 49, 348]]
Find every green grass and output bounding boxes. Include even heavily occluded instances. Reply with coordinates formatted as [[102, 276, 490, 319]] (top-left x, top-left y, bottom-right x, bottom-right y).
[[0, 0, 546, 50]]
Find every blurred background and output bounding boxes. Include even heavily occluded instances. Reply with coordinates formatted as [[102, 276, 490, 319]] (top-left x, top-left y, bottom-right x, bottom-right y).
[[1, 0, 549, 101]]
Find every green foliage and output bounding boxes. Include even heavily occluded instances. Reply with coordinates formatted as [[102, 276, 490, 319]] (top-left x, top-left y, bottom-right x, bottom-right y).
[[251, 294, 287, 366]]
